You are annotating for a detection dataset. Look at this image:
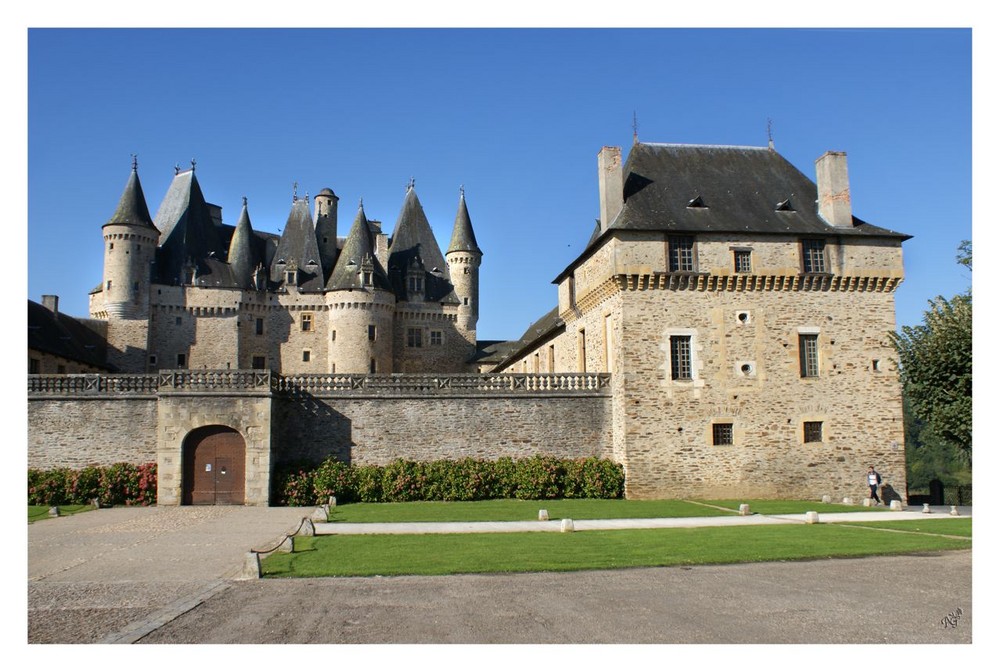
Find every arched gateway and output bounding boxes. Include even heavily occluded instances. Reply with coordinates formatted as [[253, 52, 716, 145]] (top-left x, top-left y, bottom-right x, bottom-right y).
[[182, 425, 246, 505]]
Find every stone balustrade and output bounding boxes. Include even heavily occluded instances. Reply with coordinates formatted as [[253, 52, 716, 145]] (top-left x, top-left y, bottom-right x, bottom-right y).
[[27, 373, 159, 396]]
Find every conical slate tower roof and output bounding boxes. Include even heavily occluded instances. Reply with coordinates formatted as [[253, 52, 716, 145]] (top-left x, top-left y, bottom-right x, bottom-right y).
[[270, 197, 325, 291], [387, 186, 457, 303], [154, 168, 225, 284], [105, 163, 157, 230], [227, 197, 259, 289], [446, 188, 481, 255], [327, 203, 392, 291]]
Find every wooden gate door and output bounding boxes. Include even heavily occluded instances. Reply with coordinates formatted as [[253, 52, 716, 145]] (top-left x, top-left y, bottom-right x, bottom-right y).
[[182, 426, 246, 505]]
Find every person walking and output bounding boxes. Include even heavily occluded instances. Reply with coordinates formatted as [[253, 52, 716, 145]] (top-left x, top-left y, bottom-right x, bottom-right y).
[[867, 466, 882, 505]]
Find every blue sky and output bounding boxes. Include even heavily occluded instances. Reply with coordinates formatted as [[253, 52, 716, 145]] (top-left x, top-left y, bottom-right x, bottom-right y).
[[26, 27, 972, 341]]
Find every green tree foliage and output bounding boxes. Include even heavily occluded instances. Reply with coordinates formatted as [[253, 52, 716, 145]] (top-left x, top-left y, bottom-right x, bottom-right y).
[[892, 243, 972, 463]]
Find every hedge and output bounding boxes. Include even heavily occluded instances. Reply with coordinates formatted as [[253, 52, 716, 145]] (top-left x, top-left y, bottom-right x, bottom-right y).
[[271, 456, 625, 506], [28, 463, 157, 507]]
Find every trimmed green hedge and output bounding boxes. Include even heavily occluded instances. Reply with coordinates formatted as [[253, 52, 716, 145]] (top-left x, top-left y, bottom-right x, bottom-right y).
[[28, 463, 157, 507], [270, 456, 625, 506]]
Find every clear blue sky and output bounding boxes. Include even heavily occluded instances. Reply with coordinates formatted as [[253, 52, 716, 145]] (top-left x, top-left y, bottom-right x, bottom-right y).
[[27, 28, 971, 341]]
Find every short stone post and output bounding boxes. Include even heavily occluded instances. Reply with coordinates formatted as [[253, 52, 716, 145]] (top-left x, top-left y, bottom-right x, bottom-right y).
[[310, 506, 327, 523], [238, 552, 261, 580], [842, 497, 854, 505], [538, 509, 549, 521], [922, 503, 931, 514], [889, 500, 903, 511], [804, 511, 820, 524], [90, 498, 101, 509], [821, 495, 832, 504], [560, 519, 574, 532], [278, 536, 294, 553], [328, 496, 337, 508], [862, 498, 873, 507], [48, 506, 60, 517], [298, 518, 316, 536], [950, 505, 959, 516], [738, 503, 750, 516]]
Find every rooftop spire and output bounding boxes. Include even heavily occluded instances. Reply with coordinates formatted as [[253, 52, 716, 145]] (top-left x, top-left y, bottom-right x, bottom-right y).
[[228, 196, 258, 289], [447, 186, 481, 256], [105, 159, 156, 230]]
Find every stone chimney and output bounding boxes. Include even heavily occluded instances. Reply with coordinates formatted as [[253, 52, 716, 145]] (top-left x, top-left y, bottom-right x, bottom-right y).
[[41, 295, 59, 315], [598, 146, 624, 232], [815, 151, 853, 228]]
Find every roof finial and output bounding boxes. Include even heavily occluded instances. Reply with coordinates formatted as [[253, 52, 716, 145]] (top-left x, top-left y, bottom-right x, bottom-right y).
[[407, 176, 415, 192], [130, 153, 138, 171], [174, 163, 181, 175], [358, 197, 364, 210], [460, 184, 465, 198], [190, 158, 196, 172], [242, 195, 248, 207], [767, 118, 775, 151], [632, 111, 639, 144], [293, 181, 298, 201]]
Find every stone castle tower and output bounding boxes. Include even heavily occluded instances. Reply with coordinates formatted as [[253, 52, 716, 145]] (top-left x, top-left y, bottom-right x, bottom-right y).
[[89, 161, 482, 375]]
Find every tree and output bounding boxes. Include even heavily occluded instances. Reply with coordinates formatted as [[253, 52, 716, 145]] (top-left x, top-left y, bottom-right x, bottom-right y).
[[891, 242, 972, 463]]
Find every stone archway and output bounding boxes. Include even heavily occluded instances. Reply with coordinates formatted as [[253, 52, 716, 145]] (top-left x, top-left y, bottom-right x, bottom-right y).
[[181, 425, 246, 505]]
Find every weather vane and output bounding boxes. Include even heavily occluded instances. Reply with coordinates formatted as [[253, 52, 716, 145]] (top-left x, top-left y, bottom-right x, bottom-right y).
[[632, 111, 639, 144], [767, 118, 774, 150], [130, 154, 138, 171]]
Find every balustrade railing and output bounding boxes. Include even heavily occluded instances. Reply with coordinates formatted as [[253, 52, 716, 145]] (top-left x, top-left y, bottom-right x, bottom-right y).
[[29, 371, 610, 397]]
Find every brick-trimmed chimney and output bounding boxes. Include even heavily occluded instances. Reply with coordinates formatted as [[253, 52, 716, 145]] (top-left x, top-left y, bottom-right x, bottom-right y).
[[598, 146, 623, 232], [815, 151, 853, 228], [41, 295, 59, 315]]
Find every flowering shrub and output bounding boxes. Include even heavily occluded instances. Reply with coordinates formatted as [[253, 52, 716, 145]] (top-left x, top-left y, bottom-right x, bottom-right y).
[[269, 455, 624, 505], [27, 463, 157, 506]]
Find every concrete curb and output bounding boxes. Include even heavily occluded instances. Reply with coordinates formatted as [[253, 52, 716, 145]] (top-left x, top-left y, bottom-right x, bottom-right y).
[[99, 579, 232, 644]]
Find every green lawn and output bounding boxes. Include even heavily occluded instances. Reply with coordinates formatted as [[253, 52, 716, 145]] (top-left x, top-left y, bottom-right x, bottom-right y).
[[262, 524, 971, 578], [325, 499, 738, 522], [28, 504, 95, 523], [698, 499, 875, 515], [831, 518, 972, 537]]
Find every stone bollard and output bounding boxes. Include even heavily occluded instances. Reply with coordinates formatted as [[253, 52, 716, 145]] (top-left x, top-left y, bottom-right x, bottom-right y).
[[328, 496, 337, 508], [90, 498, 101, 509], [922, 503, 931, 514], [805, 511, 820, 524], [48, 506, 60, 517], [278, 536, 294, 553], [238, 552, 262, 580], [889, 500, 903, 511], [821, 495, 832, 504], [950, 506, 959, 516], [738, 504, 750, 516], [538, 509, 549, 521], [862, 498, 873, 507], [309, 506, 327, 523], [842, 497, 854, 505], [561, 519, 574, 533], [298, 518, 316, 537]]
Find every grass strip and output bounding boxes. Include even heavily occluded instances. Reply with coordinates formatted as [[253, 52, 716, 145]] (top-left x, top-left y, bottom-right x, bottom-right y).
[[262, 524, 971, 578], [697, 500, 876, 515], [325, 499, 737, 523], [830, 518, 972, 538], [28, 504, 94, 523]]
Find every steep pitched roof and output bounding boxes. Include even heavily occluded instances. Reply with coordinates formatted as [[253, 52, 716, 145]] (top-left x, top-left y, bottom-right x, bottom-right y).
[[387, 187, 457, 303], [490, 306, 565, 371], [270, 198, 325, 291], [327, 203, 392, 291], [227, 197, 259, 289], [104, 166, 157, 230], [153, 169, 225, 284], [28, 301, 108, 370], [446, 189, 481, 255]]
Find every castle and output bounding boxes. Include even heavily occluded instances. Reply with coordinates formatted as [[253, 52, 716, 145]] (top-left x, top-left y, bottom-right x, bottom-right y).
[[28, 138, 910, 505]]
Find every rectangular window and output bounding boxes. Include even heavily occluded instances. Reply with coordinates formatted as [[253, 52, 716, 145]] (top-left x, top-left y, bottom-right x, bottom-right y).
[[430, 330, 443, 346], [670, 335, 692, 380], [407, 276, 423, 294], [804, 421, 823, 443], [175, 316, 182, 326], [407, 327, 423, 348], [802, 239, 827, 273], [669, 236, 695, 272], [548, 344, 556, 373], [370, 358, 377, 374], [29, 358, 40, 374], [302, 350, 311, 362], [712, 423, 734, 446], [799, 334, 819, 378], [255, 318, 264, 336], [331, 330, 336, 342], [252, 356, 266, 369], [734, 249, 752, 274], [578, 329, 587, 373], [301, 313, 313, 332], [368, 325, 377, 341], [176, 353, 187, 368], [149, 355, 158, 366]]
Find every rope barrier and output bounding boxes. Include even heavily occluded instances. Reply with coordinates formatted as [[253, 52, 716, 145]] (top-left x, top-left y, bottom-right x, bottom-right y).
[[250, 517, 311, 555]]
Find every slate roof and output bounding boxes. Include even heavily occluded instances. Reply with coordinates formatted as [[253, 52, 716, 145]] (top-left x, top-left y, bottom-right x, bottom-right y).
[[153, 169, 226, 284], [387, 187, 459, 304], [104, 167, 157, 230], [28, 301, 109, 370], [226, 198, 259, 289], [556, 143, 910, 282], [270, 198, 326, 291], [447, 189, 481, 255], [327, 204, 393, 292], [491, 306, 565, 371]]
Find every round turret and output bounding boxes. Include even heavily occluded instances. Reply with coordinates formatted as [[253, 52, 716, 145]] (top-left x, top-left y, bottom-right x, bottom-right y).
[[101, 162, 158, 319]]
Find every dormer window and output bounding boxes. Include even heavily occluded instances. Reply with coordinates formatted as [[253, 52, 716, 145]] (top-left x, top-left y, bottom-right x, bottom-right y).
[[285, 269, 298, 285], [408, 275, 424, 294], [362, 271, 373, 286]]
